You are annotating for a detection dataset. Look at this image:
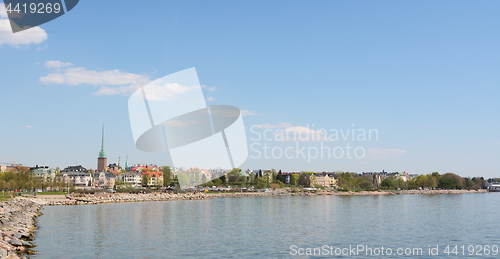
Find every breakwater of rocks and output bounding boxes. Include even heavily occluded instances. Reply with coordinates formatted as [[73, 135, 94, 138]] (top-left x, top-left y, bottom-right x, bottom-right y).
[[0, 197, 42, 259], [35, 192, 211, 206], [34, 189, 490, 206]]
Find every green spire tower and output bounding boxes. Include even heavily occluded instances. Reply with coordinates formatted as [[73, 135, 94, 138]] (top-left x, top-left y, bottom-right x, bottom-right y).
[[97, 125, 107, 172]]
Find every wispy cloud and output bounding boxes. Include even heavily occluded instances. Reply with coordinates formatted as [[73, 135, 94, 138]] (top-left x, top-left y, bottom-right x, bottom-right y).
[[202, 85, 217, 91], [366, 148, 406, 159], [255, 122, 330, 141], [26, 125, 33, 129], [241, 110, 258, 116], [255, 122, 292, 129], [0, 5, 7, 19], [44, 60, 73, 68], [0, 16, 48, 47], [274, 126, 329, 142], [39, 62, 151, 96], [206, 97, 214, 102]]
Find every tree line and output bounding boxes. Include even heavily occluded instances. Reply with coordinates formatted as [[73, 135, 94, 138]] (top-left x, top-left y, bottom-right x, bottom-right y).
[[0, 170, 69, 191]]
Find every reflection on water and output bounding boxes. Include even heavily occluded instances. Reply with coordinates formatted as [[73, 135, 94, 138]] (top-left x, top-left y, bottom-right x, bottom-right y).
[[33, 194, 500, 258]]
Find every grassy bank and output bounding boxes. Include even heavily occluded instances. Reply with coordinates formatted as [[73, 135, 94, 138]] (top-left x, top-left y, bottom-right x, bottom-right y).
[[36, 191, 67, 195]]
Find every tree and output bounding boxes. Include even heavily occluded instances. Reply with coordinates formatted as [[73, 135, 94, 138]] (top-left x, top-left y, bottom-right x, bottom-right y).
[[249, 173, 255, 183], [416, 175, 428, 188], [255, 177, 268, 189], [298, 172, 311, 187], [381, 178, 395, 189], [276, 170, 285, 183], [142, 174, 150, 187], [395, 178, 406, 190], [337, 176, 348, 189], [426, 174, 439, 188], [439, 173, 464, 189], [213, 178, 222, 186], [227, 168, 241, 183], [162, 166, 173, 187], [360, 175, 374, 189], [177, 172, 190, 187], [472, 177, 485, 190], [431, 172, 441, 180], [290, 174, 300, 186]]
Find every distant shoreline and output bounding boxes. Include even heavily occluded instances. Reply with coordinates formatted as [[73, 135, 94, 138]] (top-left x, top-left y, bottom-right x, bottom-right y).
[[29, 188, 489, 206]]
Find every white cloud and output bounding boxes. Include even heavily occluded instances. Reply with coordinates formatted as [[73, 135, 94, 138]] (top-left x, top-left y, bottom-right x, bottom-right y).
[[0, 5, 7, 18], [202, 85, 216, 91], [26, 125, 32, 129], [40, 65, 151, 96], [0, 19, 48, 47], [206, 97, 214, 102], [255, 122, 292, 129], [142, 82, 200, 101], [241, 110, 257, 116], [40, 67, 150, 86], [274, 126, 329, 141], [44, 60, 73, 68], [366, 148, 406, 159], [255, 122, 329, 141]]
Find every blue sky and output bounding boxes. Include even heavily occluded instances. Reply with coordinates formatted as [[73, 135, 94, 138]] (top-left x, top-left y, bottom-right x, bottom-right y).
[[0, 1, 499, 177]]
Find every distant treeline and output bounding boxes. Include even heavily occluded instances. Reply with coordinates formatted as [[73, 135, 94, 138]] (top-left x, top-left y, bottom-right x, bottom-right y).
[[339, 172, 491, 191], [0, 170, 68, 191], [203, 170, 498, 191]]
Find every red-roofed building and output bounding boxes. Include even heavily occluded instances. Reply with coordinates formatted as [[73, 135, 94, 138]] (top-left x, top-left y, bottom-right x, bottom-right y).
[[142, 170, 163, 186]]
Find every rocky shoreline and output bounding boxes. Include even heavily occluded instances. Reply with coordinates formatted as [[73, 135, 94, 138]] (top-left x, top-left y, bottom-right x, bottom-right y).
[[0, 197, 42, 259], [33, 188, 489, 206]]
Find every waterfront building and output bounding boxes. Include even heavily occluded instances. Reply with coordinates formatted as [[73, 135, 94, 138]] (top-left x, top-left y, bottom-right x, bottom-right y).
[[311, 172, 338, 188], [281, 172, 300, 184], [107, 162, 121, 175], [142, 170, 163, 187], [201, 169, 211, 181], [61, 165, 93, 188], [485, 179, 500, 190], [95, 171, 116, 189], [30, 165, 56, 180], [131, 165, 160, 172], [97, 125, 107, 172], [118, 171, 142, 188]]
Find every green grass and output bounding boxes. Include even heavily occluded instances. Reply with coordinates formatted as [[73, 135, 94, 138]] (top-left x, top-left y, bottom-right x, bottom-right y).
[[36, 191, 67, 195], [0, 195, 11, 201]]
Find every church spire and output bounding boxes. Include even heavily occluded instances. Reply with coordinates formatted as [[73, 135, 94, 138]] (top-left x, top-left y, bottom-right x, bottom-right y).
[[125, 155, 129, 169], [98, 125, 106, 159], [118, 155, 122, 168]]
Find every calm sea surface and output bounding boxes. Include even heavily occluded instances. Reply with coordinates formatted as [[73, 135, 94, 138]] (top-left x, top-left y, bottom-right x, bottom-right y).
[[33, 193, 500, 258]]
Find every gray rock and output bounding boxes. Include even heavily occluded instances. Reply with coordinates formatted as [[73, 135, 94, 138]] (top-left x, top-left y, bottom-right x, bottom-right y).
[[0, 248, 6, 258], [7, 239, 22, 246], [12, 232, 21, 239], [20, 240, 31, 247], [18, 232, 29, 238]]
